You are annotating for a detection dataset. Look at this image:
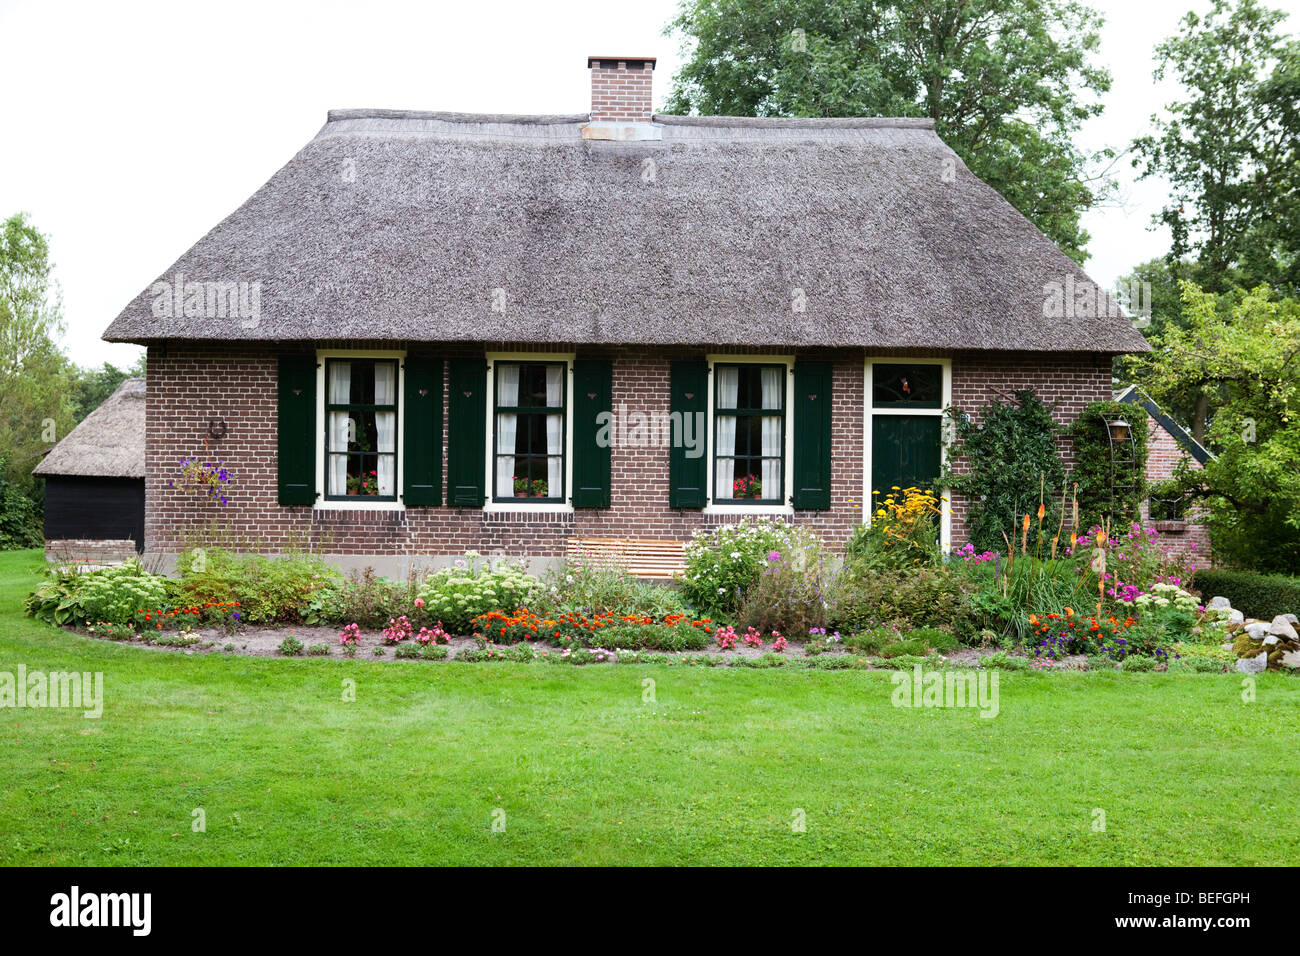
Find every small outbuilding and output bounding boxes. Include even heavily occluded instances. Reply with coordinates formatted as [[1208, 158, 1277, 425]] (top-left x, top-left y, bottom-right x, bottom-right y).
[[32, 377, 145, 562]]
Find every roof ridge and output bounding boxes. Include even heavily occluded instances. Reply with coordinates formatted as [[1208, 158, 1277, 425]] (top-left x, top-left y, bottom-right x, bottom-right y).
[[324, 109, 936, 131]]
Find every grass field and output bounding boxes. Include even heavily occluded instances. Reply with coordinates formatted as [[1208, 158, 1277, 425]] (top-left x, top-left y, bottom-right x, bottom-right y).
[[1, 548, 1295, 865]]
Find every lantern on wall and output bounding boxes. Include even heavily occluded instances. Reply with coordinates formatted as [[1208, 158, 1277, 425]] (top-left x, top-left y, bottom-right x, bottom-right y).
[[1102, 415, 1137, 518]]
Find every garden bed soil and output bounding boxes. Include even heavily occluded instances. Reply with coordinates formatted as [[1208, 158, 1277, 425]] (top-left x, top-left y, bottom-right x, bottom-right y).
[[69, 624, 1041, 667]]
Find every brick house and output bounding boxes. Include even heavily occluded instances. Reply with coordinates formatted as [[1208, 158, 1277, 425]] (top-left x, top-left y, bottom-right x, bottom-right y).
[[1117, 385, 1213, 569], [101, 55, 1149, 575]]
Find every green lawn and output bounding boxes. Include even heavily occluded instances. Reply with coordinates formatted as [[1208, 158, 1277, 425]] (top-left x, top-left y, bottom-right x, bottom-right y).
[[1, 549, 1295, 866]]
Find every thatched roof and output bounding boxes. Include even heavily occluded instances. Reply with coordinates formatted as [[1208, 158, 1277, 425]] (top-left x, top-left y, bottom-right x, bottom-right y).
[[102, 111, 1148, 353], [33, 378, 145, 478]]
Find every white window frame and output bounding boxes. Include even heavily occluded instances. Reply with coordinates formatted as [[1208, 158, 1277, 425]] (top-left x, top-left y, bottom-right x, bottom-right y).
[[483, 351, 576, 514], [314, 348, 407, 512], [861, 357, 952, 552], [704, 353, 795, 516]]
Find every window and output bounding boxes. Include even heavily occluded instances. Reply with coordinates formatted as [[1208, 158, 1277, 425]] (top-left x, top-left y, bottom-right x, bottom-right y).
[[713, 363, 785, 503], [324, 358, 398, 500], [872, 363, 943, 408], [493, 362, 565, 502]]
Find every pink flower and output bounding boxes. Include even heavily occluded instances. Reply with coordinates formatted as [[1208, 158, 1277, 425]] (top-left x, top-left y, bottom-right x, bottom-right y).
[[414, 597, 425, 608]]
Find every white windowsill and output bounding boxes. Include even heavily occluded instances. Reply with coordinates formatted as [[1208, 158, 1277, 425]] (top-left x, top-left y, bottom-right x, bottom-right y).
[[703, 502, 794, 517]]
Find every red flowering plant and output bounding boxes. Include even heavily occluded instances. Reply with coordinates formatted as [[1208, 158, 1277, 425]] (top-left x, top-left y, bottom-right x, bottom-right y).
[[1027, 607, 1137, 660], [732, 474, 762, 499]]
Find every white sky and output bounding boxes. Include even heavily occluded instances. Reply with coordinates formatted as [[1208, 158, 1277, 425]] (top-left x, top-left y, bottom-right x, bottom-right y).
[[0, 0, 1294, 367]]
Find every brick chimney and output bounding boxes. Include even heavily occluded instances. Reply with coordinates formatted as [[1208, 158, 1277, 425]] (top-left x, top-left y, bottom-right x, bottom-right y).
[[587, 56, 656, 123]]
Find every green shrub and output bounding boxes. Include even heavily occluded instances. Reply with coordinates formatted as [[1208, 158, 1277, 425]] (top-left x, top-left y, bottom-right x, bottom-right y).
[[980, 651, 1030, 671], [730, 653, 789, 668], [306, 643, 331, 657], [942, 390, 1067, 554], [681, 519, 817, 617], [1120, 655, 1157, 672], [418, 557, 539, 633], [540, 555, 686, 617], [735, 544, 831, 637], [1192, 568, 1300, 619], [1167, 655, 1228, 673], [830, 565, 978, 640], [588, 621, 709, 651], [277, 635, 305, 656], [906, 626, 960, 654], [76, 563, 169, 625], [310, 568, 401, 629], [174, 548, 339, 624], [393, 643, 421, 659], [877, 637, 930, 658], [0, 467, 42, 550], [25, 570, 93, 626], [419, 644, 449, 661], [150, 633, 199, 648]]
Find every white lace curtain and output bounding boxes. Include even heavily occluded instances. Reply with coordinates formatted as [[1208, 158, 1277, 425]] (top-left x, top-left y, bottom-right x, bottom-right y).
[[760, 367, 782, 496], [375, 363, 396, 496], [545, 366, 562, 494], [327, 362, 351, 495], [496, 365, 521, 495], [714, 366, 739, 499]]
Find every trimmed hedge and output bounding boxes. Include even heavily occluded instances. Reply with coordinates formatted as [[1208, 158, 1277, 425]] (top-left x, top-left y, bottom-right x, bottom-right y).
[[1192, 569, 1300, 619]]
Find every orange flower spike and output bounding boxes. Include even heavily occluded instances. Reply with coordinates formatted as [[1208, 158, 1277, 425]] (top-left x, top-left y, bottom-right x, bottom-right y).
[[1022, 514, 1031, 532], [1037, 503, 1045, 520]]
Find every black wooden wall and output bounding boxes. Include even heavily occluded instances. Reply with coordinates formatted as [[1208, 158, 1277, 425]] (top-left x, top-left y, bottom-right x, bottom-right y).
[[43, 476, 145, 551]]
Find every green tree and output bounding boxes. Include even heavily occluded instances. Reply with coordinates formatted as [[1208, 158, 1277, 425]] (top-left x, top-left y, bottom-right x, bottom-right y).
[[1140, 282, 1300, 572], [664, 0, 1113, 262], [0, 212, 74, 496], [69, 354, 146, 423], [1132, 0, 1299, 295]]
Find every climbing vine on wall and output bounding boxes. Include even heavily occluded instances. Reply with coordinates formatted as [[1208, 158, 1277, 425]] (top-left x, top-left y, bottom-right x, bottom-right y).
[[943, 390, 1066, 554], [1068, 400, 1149, 534]]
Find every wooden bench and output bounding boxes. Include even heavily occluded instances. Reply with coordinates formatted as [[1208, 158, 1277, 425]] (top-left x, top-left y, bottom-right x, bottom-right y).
[[566, 537, 687, 580]]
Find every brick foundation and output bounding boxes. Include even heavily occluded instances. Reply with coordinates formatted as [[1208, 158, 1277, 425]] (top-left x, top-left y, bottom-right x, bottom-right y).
[[45, 539, 140, 565]]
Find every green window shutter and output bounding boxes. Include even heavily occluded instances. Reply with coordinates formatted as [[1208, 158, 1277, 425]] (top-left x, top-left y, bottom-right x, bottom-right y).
[[277, 354, 318, 506], [402, 356, 443, 506], [446, 357, 487, 506], [572, 359, 612, 508], [669, 361, 708, 509], [792, 361, 833, 510]]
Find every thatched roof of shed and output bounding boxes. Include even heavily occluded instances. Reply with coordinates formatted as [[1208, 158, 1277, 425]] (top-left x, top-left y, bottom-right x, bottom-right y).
[[102, 111, 1148, 354], [32, 378, 145, 478]]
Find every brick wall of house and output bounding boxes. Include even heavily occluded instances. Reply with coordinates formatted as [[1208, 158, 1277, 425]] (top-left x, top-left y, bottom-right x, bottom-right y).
[[1139, 411, 1212, 570], [946, 352, 1114, 547], [144, 344, 1116, 565]]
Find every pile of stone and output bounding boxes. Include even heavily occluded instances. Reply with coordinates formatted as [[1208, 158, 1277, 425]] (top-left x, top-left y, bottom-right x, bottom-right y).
[[1213, 594, 1300, 674]]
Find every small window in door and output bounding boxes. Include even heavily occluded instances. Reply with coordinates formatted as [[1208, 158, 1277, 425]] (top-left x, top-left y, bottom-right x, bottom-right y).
[[872, 364, 942, 408]]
